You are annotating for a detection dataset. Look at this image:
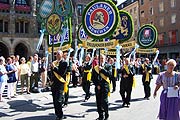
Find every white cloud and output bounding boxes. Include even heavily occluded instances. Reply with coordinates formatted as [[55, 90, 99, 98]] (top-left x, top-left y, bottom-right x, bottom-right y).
[[117, 0, 126, 5]]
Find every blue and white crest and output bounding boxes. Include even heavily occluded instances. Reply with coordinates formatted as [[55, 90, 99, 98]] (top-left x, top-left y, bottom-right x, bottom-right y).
[[39, 0, 54, 18]]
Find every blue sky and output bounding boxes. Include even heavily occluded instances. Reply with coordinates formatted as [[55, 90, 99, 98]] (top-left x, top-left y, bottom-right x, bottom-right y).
[[117, 0, 126, 5]]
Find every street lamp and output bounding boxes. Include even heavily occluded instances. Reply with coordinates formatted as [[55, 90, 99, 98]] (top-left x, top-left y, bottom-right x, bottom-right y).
[[10, 38, 14, 44]]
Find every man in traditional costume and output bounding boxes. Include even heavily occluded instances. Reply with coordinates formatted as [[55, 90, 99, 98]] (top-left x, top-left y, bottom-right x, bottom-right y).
[[92, 54, 112, 120], [120, 58, 135, 107], [51, 50, 67, 120]]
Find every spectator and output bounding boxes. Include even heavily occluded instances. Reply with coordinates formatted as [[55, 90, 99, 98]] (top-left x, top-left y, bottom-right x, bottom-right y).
[[0, 57, 8, 101]]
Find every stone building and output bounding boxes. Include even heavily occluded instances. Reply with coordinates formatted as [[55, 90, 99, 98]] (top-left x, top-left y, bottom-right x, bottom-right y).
[[0, 0, 39, 59]]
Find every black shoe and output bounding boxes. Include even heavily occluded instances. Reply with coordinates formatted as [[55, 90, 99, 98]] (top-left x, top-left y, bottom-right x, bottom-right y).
[[61, 116, 67, 119], [56, 116, 67, 120], [96, 117, 103, 120], [62, 104, 68, 108], [122, 102, 125, 107], [104, 114, 109, 120]]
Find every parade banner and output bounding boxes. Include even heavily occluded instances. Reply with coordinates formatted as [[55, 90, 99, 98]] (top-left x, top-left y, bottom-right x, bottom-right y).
[[111, 10, 134, 42], [82, 0, 119, 39], [77, 24, 93, 43], [47, 18, 72, 51], [55, 0, 73, 17], [137, 24, 158, 48], [82, 40, 118, 49], [46, 13, 61, 36], [136, 48, 158, 54]]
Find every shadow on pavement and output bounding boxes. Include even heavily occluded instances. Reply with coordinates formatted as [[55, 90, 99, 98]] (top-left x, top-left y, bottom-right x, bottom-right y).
[[7, 100, 53, 113], [115, 97, 144, 103], [80, 102, 96, 107], [15, 114, 55, 120], [0, 112, 11, 117]]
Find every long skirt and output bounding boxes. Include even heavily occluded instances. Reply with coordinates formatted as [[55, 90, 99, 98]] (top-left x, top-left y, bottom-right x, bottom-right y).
[[158, 89, 180, 120]]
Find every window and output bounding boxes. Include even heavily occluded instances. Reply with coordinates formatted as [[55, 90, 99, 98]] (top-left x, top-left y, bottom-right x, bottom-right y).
[[158, 33, 165, 45], [171, 14, 176, 24], [15, 0, 28, 5], [25, 22, 29, 33], [15, 21, 29, 33], [141, 11, 145, 17], [77, 4, 83, 16], [20, 21, 23, 33], [150, 7, 153, 15], [171, 0, 176, 8], [0, 20, 3, 32], [159, 17, 164, 27], [159, 2, 164, 12], [169, 30, 177, 44], [121, 4, 124, 8], [134, 7, 137, 14], [134, 19, 137, 26], [4, 21, 8, 32], [141, 0, 144, 5], [0, 20, 8, 32], [0, 0, 9, 3], [130, 9, 132, 14], [15, 22, 19, 33]]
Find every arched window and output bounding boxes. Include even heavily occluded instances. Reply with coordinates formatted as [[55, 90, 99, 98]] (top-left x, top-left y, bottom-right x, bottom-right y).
[[0, 0, 9, 4]]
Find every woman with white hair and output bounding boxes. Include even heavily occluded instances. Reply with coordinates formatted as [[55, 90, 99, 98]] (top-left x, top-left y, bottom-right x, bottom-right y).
[[153, 59, 180, 120], [0, 57, 8, 101]]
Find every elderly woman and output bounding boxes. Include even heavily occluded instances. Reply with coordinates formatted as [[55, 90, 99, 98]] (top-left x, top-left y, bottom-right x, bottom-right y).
[[153, 59, 180, 120], [6, 57, 17, 99]]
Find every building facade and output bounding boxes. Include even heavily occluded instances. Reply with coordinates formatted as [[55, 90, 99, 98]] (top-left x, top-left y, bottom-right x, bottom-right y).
[[0, 0, 39, 59], [0, 0, 92, 59], [139, 0, 180, 59]]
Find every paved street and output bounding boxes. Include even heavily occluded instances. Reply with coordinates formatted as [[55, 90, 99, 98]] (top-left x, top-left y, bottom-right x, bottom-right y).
[[0, 75, 161, 120]]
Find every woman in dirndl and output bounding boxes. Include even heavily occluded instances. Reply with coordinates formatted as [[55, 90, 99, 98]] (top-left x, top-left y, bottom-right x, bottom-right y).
[[153, 59, 180, 120]]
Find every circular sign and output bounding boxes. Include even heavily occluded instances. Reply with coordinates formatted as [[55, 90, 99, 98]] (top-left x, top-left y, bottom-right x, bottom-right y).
[[82, 0, 119, 39], [39, 0, 54, 18], [46, 14, 61, 36], [137, 24, 158, 48], [112, 10, 134, 43], [77, 24, 93, 42], [55, 0, 73, 17]]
